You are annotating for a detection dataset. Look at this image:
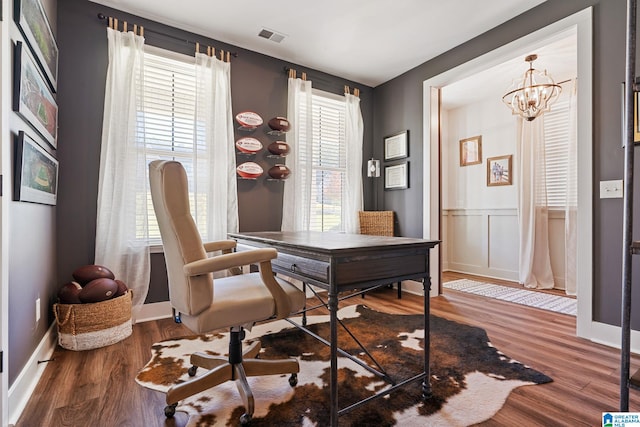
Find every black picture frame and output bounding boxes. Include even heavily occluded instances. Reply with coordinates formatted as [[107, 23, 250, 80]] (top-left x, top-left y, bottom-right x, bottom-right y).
[[14, 130, 58, 205], [13, 41, 58, 149], [384, 162, 409, 190], [621, 82, 640, 146], [384, 130, 409, 161], [14, 0, 58, 92]]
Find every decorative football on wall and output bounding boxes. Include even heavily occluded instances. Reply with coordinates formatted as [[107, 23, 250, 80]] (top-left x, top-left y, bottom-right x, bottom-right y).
[[268, 164, 291, 180], [235, 137, 263, 154], [235, 111, 263, 128], [72, 264, 115, 286], [267, 141, 290, 156], [78, 277, 119, 303], [268, 116, 291, 132], [236, 162, 264, 179]]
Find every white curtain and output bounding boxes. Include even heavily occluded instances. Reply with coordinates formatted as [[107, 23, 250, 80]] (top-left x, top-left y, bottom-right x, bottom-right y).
[[95, 28, 149, 307], [194, 53, 238, 240], [564, 79, 578, 295], [343, 92, 364, 233], [517, 116, 554, 289], [282, 77, 313, 231]]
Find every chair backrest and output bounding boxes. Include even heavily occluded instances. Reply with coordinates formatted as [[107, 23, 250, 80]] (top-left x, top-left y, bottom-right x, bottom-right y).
[[149, 160, 212, 316], [358, 211, 395, 237]]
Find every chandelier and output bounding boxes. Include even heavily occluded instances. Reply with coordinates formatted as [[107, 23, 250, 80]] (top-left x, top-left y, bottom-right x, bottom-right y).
[[502, 54, 561, 121]]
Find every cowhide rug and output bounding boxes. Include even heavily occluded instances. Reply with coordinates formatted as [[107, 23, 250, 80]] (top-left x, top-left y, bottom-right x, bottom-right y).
[[136, 305, 552, 426]]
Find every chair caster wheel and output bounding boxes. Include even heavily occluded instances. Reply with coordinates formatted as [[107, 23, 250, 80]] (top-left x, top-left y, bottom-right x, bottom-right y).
[[289, 373, 298, 387], [188, 365, 198, 376], [164, 403, 177, 418], [240, 413, 252, 425]]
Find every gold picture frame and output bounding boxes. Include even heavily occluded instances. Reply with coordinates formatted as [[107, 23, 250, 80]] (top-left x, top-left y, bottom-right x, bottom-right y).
[[459, 135, 482, 166], [487, 155, 512, 187]]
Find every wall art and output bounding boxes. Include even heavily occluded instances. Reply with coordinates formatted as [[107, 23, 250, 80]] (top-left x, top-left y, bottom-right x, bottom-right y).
[[14, 0, 58, 91], [13, 41, 58, 149], [14, 130, 58, 205]]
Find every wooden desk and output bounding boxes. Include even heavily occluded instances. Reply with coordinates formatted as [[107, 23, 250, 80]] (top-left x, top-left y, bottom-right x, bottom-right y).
[[228, 231, 439, 426]]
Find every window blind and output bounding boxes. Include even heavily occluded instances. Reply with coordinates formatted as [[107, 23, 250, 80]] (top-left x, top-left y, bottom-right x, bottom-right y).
[[543, 93, 573, 208], [136, 48, 197, 242], [307, 91, 346, 232]]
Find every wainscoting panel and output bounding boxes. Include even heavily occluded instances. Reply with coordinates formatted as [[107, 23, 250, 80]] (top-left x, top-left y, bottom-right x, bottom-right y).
[[442, 208, 567, 288], [488, 211, 519, 276], [448, 212, 485, 271]]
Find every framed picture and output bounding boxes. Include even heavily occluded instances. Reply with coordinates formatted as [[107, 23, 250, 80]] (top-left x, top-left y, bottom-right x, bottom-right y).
[[13, 41, 58, 149], [621, 82, 640, 145], [384, 130, 408, 161], [487, 155, 513, 186], [384, 162, 409, 190], [14, 0, 58, 92], [460, 135, 482, 166], [14, 130, 58, 205]]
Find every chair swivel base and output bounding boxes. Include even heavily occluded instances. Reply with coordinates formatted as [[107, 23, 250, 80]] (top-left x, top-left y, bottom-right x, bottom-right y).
[[164, 340, 299, 425]]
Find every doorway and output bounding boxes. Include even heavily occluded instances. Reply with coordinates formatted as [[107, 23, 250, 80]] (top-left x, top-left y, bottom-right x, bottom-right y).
[[422, 8, 593, 338]]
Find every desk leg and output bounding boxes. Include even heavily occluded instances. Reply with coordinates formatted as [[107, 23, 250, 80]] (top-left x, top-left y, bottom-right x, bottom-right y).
[[329, 287, 339, 427], [422, 276, 432, 398]]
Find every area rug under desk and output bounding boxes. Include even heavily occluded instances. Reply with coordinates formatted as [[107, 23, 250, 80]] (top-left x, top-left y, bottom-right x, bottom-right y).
[[136, 305, 552, 426], [444, 279, 577, 316]]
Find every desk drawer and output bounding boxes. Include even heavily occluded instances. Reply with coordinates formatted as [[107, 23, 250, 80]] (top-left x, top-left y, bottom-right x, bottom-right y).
[[272, 252, 329, 283]]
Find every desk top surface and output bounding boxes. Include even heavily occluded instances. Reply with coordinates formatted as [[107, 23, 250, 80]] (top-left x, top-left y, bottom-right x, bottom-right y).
[[229, 231, 439, 253]]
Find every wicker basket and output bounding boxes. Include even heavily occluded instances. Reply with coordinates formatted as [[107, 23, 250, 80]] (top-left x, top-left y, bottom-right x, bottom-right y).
[[359, 211, 394, 236], [54, 290, 133, 351]]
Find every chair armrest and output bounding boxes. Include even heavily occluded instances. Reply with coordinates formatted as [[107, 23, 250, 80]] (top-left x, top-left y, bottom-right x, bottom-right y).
[[184, 248, 277, 276], [184, 248, 292, 320], [203, 240, 237, 253]]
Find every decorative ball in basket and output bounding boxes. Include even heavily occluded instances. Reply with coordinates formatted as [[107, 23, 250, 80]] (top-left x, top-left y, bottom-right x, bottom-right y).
[[54, 264, 132, 351]]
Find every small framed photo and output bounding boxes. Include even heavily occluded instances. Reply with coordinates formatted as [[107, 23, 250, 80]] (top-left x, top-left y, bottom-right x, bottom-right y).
[[460, 135, 482, 166], [621, 82, 640, 145], [14, 131, 58, 205], [13, 41, 58, 149], [384, 130, 408, 161], [384, 162, 409, 190], [487, 155, 513, 187]]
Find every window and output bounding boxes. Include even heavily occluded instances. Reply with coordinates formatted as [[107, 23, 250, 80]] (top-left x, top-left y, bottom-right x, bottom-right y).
[[135, 47, 201, 243], [303, 90, 347, 231], [543, 92, 575, 208]]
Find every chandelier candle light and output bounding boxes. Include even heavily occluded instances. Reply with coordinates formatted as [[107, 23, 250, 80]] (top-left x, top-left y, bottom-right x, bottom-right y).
[[502, 54, 561, 121]]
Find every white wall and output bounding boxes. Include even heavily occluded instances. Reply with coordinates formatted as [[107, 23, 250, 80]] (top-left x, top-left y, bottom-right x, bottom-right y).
[[441, 95, 567, 289]]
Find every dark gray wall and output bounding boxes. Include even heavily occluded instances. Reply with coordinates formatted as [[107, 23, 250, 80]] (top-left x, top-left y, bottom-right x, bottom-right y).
[[373, 0, 640, 327], [55, 0, 374, 307], [8, 0, 58, 386]]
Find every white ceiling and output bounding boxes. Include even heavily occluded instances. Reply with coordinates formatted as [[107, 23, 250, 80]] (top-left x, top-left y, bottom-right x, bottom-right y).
[[88, 0, 548, 87]]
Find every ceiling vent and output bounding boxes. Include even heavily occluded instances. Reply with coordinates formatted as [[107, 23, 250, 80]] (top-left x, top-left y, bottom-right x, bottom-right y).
[[258, 28, 285, 43]]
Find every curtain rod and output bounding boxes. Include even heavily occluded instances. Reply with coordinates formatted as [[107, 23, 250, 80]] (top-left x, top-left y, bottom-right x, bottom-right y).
[[283, 66, 360, 94], [97, 13, 238, 58]]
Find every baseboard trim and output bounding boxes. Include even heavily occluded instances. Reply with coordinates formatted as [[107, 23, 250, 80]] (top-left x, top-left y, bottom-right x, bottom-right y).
[[590, 320, 640, 354], [8, 322, 57, 425], [133, 300, 173, 323]]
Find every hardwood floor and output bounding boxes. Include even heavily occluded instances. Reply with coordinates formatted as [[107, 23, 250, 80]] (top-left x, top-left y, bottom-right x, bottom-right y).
[[15, 278, 638, 426]]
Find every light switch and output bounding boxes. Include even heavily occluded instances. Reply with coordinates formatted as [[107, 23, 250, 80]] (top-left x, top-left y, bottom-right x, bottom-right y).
[[600, 180, 623, 199]]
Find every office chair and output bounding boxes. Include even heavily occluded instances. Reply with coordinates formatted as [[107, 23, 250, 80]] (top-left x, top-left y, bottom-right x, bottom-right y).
[[148, 160, 306, 425]]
